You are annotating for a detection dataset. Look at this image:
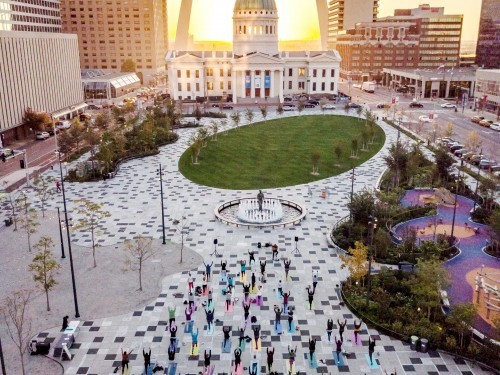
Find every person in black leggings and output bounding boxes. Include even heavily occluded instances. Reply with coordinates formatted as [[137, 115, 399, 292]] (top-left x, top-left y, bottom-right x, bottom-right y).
[[368, 336, 376, 365], [307, 285, 315, 310], [260, 260, 266, 280], [204, 349, 211, 368], [308, 337, 316, 362], [234, 348, 242, 371], [248, 250, 256, 265], [338, 319, 346, 342], [266, 347, 275, 372], [287, 308, 294, 331], [326, 319, 334, 342]]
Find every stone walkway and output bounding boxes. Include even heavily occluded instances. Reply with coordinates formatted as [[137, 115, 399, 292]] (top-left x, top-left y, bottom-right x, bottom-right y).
[[8, 110, 494, 374]]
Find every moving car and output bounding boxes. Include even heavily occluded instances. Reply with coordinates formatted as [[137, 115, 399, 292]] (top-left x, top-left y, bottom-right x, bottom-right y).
[[87, 104, 102, 110], [471, 116, 485, 123], [361, 82, 376, 93], [418, 115, 432, 123], [409, 102, 424, 108], [377, 103, 391, 109], [490, 123, 500, 131], [56, 120, 71, 129], [221, 104, 234, 110], [283, 105, 296, 111], [441, 103, 457, 109], [304, 103, 316, 108], [347, 103, 362, 109], [322, 104, 336, 110], [35, 132, 50, 140]]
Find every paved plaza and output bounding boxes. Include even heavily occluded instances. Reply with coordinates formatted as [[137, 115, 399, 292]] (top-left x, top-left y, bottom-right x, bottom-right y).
[[6, 110, 494, 374]]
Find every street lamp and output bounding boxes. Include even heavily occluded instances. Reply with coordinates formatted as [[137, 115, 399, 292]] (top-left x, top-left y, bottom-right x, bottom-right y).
[[157, 164, 166, 245], [57, 151, 80, 318], [0, 336, 6, 375], [450, 173, 460, 241], [349, 167, 356, 223], [366, 215, 378, 305], [57, 207, 66, 259]]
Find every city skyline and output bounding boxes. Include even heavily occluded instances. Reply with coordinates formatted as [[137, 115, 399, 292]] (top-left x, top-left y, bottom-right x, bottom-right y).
[[168, 0, 481, 43]]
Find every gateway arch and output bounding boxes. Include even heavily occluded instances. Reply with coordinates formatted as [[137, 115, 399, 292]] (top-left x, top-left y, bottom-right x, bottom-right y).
[[174, 0, 329, 50]]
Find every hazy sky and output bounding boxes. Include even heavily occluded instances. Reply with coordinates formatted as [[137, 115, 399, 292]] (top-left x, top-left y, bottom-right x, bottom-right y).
[[168, 0, 481, 42]]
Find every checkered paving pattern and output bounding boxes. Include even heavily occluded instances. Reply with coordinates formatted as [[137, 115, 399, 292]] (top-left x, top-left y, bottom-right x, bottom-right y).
[[22, 111, 491, 374]]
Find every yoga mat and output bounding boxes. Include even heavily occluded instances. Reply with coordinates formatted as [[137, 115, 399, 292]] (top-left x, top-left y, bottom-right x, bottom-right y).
[[167, 362, 177, 375], [306, 353, 318, 369], [222, 339, 232, 353], [190, 345, 199, 356], [252, 338, 261, 352], [365, 353, 379, 369], [287, 321, 295, 333], [274, 321, 282, 334], [184, 321, 193, 333], [333, 351, 346, 366]]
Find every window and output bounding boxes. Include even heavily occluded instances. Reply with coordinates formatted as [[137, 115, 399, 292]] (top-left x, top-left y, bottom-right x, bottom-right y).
[[220, 69, 224, 76], [195, 70, 200, 78], [313, 69, 317, 78], [289, 68, 293, 77], [228, 81, 232, 90], [298, 82, 305, 90], [207, 82, 214, 90], [228, 69, 232, 77], [177, 70, 181, 78], [331, 69, 335, 77], [196, 83, 200, 91], [298, 68, 305, 77], [220, 82, 224, 90], [330, 82, 334, 91], [187, 83, 191, 91], [312, 82, 316, 91], [177, 83, 182, 91], [186, 70, 190, 78], [321, 82, 325, 91], [288, 81, 292, 89], [322, 69, 326, 78]]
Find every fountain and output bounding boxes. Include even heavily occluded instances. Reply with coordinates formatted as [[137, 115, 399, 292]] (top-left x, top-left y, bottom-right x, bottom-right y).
[[237, 198, 283, 224]]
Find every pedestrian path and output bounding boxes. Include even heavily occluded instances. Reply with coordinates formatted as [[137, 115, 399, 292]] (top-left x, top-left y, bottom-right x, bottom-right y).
[[10, 111, 493, 374]]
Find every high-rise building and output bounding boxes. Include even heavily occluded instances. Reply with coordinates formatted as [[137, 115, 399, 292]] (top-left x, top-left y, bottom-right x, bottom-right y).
[[475, 0, 500, 68], [327, 0, 379, 49], [0, 0, 84, 144], [390, 4, 463, 68], [0, 0, 62, 32], [60, 0, 168, 85]]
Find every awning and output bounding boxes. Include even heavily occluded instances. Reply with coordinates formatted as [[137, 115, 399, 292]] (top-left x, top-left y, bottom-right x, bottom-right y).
[[51, 103, 87, 118]]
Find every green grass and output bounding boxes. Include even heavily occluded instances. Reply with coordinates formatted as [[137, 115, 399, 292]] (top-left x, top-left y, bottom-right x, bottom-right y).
[[178, 115, 386, 190]]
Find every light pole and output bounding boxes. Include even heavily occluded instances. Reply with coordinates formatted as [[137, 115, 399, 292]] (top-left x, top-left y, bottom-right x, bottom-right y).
[[366, 216, 378, 305], [57, 207, 66, 259], [157, 164, 166, 245], [473, 149, 482, 211], [450, 174, 459, 241], [57, 151, 80, 318], [0, 336, 6, 375], [349, 167, 356, 222]]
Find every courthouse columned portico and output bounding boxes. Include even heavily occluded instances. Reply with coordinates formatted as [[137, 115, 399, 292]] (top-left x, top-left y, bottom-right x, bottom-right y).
[[166, 0, 341, 103]]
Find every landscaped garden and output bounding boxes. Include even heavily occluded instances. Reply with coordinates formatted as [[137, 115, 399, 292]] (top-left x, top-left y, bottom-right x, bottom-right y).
[[179, 114, 385, 189]]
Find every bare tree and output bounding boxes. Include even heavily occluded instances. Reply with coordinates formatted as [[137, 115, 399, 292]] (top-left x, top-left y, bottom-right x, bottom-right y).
[[209, 121, 219, 141], [1, 181, 19, 230], [170, 216, 191, 263], [17, 208, 39, 252], [32, 175, 55, 217], [73, 198, 111, 267], [259, 106, 268, 122], [245, 108, 255, 125], [311, 149, 321, 175], [1, 290, 33, 375], [276, 104, 284, 117], [230, 111, 241, 130], [29, 237, 60, 311], [122, 236, 156, 291]]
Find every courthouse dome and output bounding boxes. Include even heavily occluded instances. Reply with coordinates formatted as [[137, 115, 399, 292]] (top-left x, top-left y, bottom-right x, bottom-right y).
[[234, 0, 277, 11]]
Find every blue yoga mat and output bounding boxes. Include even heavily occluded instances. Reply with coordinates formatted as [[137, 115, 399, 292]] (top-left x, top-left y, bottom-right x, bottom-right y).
[[184, 321, 193, 333], [365, 353, 379, 369], [222, 339, 232, 353], [333, 351, 346, 366], [306, 353, 318, 369], [168, 362, 177, 375], [274, 321, 282, 334]]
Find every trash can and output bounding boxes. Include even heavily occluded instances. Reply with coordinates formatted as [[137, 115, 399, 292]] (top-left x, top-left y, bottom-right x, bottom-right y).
[[20, 159, 25, 169], [410, 335, 419, 350], [36, 341, 50, 355], [420, 338, 428, 353]]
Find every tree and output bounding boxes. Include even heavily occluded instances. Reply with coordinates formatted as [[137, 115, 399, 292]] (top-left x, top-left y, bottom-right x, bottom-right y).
[[193, 106, 203, 125], [347, 189, 376, 226], [29, 237, 60, 311], [32, 175, 55, 217], [334, 143, 343, 166], [2, 183, 19, 230], [58, 130, 74, 154], [121, 59, 136, 72], [350, 138, 358, 158], [259, 106, 268, 122], [171, 216, 192, 263], [356, 106, 363, 119], [73, 198, 111, 267], [245, 108, 255, 125], [189, 134, 203, 164], [297, 99, 305, 115], [443, 122, 454, 138], [383, 142, 410, 189], [94, 111, 112, 130], [410, 258, 449, 320], [464, 131, 482, 153], [311, 148, 320, 175], [434, 147, 454, 183], [446, 303, 477, 349], [69, 120, 85, 151], [122, 236, 156, 291], [1, 289, 33, 375], [209, 121, 219, 141], [344, 102, 351, 115], [340, 241, 369, 286], [22, 108, 51, 131], [230, 111, 241, 130], [276, 104, 284, 116], [17, 207, 39, 252]]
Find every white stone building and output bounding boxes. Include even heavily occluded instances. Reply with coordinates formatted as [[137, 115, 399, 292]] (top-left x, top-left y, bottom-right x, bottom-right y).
[[166, 0, 341, 103]]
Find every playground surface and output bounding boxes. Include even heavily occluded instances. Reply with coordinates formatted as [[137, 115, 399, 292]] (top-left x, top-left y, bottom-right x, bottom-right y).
[[395, 189, 499, 335]]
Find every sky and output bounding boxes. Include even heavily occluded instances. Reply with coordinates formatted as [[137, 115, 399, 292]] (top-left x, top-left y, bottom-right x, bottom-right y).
[[167, 0, 481, 42]]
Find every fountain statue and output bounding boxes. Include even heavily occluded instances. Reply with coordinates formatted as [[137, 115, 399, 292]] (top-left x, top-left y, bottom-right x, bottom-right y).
[[236, 192, 283, 224]]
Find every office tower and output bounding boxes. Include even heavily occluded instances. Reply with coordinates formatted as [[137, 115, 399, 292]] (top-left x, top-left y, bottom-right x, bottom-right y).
[[327, 0, 378, 49], [0, 0, 84, 143], [475, 0, 500, 68], [60, 0, 168, 85]]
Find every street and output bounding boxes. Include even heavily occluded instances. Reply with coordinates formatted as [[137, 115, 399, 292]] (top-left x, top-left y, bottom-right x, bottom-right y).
[[339, 81, 500, 163]]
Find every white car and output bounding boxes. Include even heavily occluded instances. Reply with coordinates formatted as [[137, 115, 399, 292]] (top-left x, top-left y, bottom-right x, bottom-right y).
[[35, 132, 50, 140], [55, 120, 71, 129], [441, 103, 457, 109], [490, 123, 500, 131], [283, 105, 296, 111], [419, 115, 431, 123], [322, 104, 336, 110]]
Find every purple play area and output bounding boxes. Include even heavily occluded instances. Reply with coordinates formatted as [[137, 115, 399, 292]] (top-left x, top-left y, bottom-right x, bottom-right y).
[[395, 189, 499, 336]]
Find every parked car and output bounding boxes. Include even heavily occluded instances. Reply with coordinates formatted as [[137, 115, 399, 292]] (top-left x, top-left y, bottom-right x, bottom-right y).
[[308, 100, 319, 106], [449, 144, 465, 152], [491, 123, 500, 131], [347, 103, 362, 109], [377, 103, 391, 109], [322, 104, 336, 110], [353, 83, 362, 89], [418, 115, 432, 123], [79, 113, 92, 121], [478, 119, 493, 127], [409, 102, 424, 108], [221, 104, 234, 110], [284, 96, 293, 102], [0, 148, 13, 158], [470, 155, 484, 165], [461, 151, 475, 160], [47, 127, 59, 136], [479, 159, 495, 169], [396, 85, 409, 93], [454, 148, 468, 156], [304, 103, 316, 108], [441, 103, 457, 109], [283, 105, 296, 111], [471, 116, 485, 123], [87, 104, 102, 110], [55, 120, 71, 129], [35, 132, 50, 140]]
